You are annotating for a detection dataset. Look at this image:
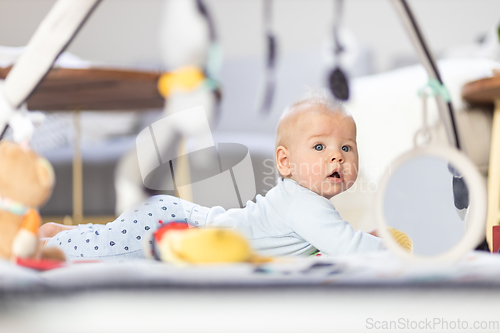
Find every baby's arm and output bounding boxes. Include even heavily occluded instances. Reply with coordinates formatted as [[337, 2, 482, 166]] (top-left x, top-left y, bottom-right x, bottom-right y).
[[288, 195, 383, 255]]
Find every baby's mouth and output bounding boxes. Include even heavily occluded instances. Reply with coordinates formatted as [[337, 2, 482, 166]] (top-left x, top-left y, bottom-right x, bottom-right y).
[[327, 171, 343, 183], [329, 171, 341, 179]]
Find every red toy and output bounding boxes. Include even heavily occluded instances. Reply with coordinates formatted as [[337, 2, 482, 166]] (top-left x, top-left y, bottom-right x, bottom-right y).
[[492, 225, 500, 253]]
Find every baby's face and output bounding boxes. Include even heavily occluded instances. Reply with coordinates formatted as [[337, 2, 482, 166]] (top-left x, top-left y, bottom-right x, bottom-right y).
[[280, 109, 358, 199]]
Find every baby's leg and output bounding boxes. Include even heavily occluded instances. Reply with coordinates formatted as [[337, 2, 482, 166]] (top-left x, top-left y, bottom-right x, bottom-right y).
[[44, 195, 210, 262]]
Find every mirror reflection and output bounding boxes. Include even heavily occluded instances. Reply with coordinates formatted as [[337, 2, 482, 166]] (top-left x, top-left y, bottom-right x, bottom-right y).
[[383, 156, 469, 256]]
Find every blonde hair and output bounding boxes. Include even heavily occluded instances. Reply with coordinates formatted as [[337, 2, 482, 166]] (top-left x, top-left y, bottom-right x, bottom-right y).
[[275, 88, 349, 149]]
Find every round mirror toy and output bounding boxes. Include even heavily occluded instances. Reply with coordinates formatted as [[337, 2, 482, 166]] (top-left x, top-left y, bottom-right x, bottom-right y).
[[376, 145, 487, 263]]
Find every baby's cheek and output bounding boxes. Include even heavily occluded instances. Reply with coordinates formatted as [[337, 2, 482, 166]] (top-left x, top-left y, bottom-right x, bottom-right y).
[[345, 169, 358, 190], [344, 163, 357, 178], [310, 161, 324, 176], [345, 179, 356, 191]]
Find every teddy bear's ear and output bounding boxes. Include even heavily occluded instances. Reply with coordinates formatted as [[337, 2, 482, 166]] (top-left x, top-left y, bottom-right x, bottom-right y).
[[35, 157, 55, 190]]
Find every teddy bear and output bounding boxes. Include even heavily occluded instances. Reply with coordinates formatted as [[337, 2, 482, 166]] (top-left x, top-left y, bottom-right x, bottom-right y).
[[0, 140, 64, 263]]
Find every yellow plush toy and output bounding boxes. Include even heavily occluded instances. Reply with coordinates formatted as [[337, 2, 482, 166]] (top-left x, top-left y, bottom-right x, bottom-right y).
[[148, 222, 270, 264], [0, 140, 64, 263], [388, 227, 413, 253]]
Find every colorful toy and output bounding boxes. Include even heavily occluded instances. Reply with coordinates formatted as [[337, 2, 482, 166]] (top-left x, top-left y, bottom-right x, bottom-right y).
[[493, 225, 500, 253], [157, 66, 206, 98], [148, 221, 269, 264], [388, 227, 413, 253], [0, 140, 65, 265]]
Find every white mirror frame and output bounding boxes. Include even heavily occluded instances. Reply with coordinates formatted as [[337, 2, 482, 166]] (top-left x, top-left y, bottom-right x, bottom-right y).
[[376, 145, 487, 263]]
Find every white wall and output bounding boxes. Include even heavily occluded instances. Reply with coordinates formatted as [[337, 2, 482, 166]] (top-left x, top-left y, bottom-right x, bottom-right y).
[[0, 0, 499, 72]]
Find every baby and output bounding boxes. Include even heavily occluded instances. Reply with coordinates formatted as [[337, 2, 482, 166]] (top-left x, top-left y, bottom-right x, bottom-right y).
[[41, 89, 382, 261]]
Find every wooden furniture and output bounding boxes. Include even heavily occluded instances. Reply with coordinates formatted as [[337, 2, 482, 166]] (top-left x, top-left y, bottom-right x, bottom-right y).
[[1, 66, 164, 225], [0, 66, 164, 111], [462, 72, 500, 251]]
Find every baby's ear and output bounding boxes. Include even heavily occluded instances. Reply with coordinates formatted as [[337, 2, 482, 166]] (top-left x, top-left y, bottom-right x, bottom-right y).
[[276, 146, 291, 177]]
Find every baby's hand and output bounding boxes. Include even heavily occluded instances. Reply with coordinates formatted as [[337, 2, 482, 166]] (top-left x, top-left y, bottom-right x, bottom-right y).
[[38, 222, 76, 238], [40, 237, 51, 249], [367, 229, 379, 237]]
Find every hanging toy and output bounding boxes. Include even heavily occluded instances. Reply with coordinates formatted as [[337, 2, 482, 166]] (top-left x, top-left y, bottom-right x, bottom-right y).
[[137, 0, 222, 197], [157, 0, 221, 153], [328, 0, 349, 101], [157, 66, 206, 97], [418, 81, 469, 221], [158, 0, 221, 115], [258, 0, 277, 115]]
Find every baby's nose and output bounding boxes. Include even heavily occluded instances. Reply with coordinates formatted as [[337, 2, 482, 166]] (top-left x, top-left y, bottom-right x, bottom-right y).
[[331, 151, 343, 163]]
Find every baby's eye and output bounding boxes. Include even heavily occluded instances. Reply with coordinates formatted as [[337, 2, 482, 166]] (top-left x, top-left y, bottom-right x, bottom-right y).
[[314, 144, 325, 151], [342, 145, 351, 152]]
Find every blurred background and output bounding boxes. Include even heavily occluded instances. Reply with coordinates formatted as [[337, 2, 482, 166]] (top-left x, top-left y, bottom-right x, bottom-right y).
[[0, 0, 499, 232], [3, 0, 499, 73]]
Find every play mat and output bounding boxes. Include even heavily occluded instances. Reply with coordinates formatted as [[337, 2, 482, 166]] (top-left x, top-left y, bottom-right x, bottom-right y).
[[1, 250, 500, 293]]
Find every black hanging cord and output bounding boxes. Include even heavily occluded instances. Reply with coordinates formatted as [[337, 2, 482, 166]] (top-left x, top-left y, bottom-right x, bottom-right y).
[[196, 0, 216, 42], [400, 0, 461, 150], [332, 0, 344, 56], [259, 0, 277, 115]]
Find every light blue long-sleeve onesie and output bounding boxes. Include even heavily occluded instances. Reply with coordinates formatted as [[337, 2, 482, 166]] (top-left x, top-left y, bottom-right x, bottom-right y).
[[47, 178, 382, 261], [204, 177, 383, 256]]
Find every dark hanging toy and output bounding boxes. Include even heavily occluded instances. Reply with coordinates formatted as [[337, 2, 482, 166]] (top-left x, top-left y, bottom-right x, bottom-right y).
[[328, 0, 349, 101]]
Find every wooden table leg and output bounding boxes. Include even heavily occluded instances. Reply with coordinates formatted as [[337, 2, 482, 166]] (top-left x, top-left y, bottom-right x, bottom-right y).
[[72, 110, 83, 225], [486, 99, 500, 251]]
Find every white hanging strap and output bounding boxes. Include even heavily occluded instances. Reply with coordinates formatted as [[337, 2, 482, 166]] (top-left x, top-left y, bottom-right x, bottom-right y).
[[413, 89, 432, 147]]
